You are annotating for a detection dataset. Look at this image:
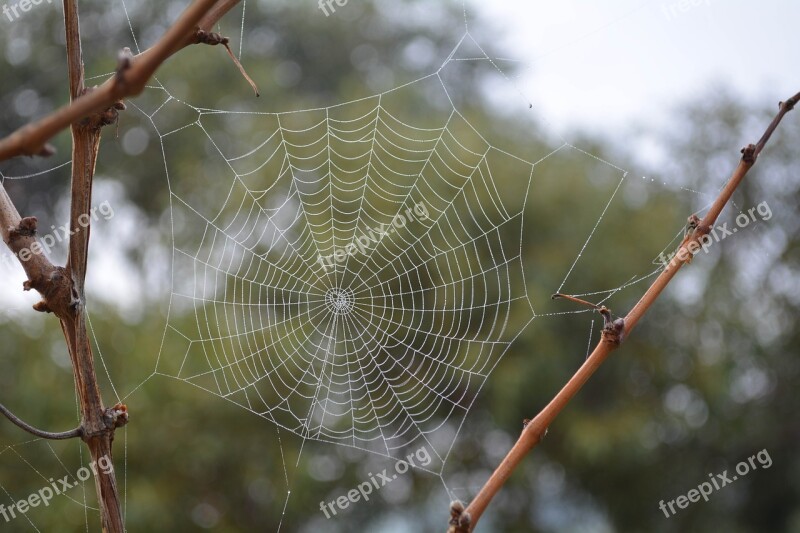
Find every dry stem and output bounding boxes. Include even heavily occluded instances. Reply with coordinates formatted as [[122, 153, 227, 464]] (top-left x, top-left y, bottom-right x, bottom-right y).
[[0, 0, 244, 162], [449, 91, 800, 532], [0, 0, 244, 530]]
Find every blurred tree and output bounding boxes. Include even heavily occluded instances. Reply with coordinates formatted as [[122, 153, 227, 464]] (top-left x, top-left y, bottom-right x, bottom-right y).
[[0, 1, 798, 532]]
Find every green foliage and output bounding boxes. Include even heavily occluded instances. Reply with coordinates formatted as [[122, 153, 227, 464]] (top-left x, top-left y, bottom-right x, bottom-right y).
[[1, 2, 798, 532]]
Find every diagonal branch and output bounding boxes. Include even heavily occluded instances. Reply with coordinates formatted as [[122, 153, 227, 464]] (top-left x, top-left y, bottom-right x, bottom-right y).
[[448, 91, 800, 532], [0, 0, 244, 162]]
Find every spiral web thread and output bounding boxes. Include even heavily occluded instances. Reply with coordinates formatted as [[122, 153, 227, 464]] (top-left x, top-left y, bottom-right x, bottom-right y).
[[156, 74, 537, 464]]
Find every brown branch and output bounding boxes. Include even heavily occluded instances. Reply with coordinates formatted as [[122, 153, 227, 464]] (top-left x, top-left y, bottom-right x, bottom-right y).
[[0, 0, 244, 162], [0, 191, 67, 313], [0, 0, 242, 531], [448, 91, 800, 532], [0, 402, 83, 440], [60, 0, 127, 528]]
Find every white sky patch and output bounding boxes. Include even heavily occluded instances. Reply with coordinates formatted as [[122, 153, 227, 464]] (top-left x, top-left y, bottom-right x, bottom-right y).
[[471, 0, 800, 134]]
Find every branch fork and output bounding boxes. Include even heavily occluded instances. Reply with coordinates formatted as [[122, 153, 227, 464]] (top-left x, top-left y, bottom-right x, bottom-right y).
[[0, 401, 129, 443], [0, 2, 246, 531], [551, 293, 626, 345], [1, 214, 74, 316], [78, 91, 127, 130], [600, 307, 625, 345], [26, 266, 76, 315]]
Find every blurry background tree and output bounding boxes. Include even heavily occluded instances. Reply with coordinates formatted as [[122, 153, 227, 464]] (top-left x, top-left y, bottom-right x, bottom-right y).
[[0, 0, 798, 531]]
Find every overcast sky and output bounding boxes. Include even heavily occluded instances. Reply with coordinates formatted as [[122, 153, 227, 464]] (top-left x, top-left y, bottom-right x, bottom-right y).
[[470, 0, 800, 134]]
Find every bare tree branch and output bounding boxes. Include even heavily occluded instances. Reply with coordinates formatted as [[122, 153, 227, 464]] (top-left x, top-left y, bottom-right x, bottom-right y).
[[448, 91, 800, 532], [0, 0, 244, 162], [0, 0, 244, 530], [59, 0, 128, 528]]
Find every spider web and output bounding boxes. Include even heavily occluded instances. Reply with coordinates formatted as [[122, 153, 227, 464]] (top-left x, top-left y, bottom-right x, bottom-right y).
[[153, 75, 537, 464], [0, 1, 726, 530]]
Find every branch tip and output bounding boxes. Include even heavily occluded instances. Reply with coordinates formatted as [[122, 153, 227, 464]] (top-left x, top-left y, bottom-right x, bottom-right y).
[[194, 28, 260, 97], [551, 293, 600, 310], [0, 402, 83, 440]]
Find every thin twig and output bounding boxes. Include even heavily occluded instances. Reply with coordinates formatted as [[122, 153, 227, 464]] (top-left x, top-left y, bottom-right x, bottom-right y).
[[448, 91, 800, 532], [195, 29, 260, 96], [0, 0, 243, 162], [551, 293, 600, 309], [0, 402, 82, 440]]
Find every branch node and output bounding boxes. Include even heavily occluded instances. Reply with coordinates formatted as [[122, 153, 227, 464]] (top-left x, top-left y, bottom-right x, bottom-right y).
[[194, 28, 229, 46], [677, 214, 702, 265], [32, 300, 53, 313], [82, 404, 129, 441], [448, 501, 471, 533], [104, 403, 129, 430], [78, 87, 126, 130], [115, 47, 134, 85], [8, 216, 38, 244], [741, 143, 757, 164], [685, 214, 700, 235], [600, 308, 625, 345], [26, 266, 75, 317]]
